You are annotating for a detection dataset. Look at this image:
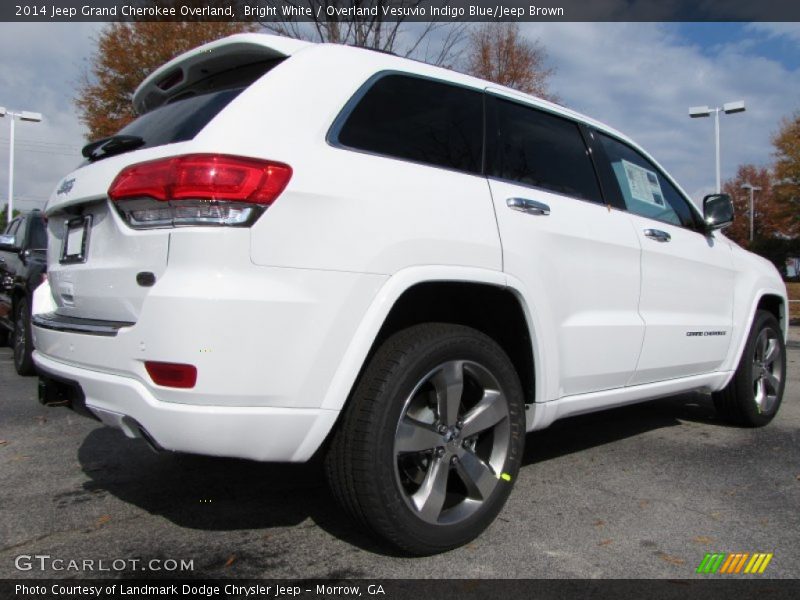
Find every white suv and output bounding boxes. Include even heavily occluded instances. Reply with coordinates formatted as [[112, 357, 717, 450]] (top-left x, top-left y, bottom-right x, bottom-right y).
[[33, 34, 787, 555]]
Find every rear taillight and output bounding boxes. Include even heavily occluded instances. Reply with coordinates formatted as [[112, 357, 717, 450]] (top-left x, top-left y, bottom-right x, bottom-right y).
[[145, 361, 197, 389], [108, 154, 292, 229]]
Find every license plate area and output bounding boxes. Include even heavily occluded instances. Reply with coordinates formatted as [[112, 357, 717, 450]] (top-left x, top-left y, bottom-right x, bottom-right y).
[[60, 215, 92, 264]]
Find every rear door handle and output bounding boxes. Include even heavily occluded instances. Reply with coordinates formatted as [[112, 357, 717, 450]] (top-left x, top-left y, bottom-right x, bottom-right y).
[[506, 197, 550, 216], [643, 228, 671, 242]]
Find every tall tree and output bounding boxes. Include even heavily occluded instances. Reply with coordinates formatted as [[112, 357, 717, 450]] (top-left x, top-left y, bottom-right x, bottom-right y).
[[76, 21, 255, 141], [262, 2, 466, 66], [771, 112, 800, 238], [463, 23, 557, 101], [721, 164, 775, 246]]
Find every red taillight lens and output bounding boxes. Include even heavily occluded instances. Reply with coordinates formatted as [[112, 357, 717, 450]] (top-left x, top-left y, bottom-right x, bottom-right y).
[[145, 361, 197, 389], [109, 155, 291, 229], [109, 154, 292, 205]]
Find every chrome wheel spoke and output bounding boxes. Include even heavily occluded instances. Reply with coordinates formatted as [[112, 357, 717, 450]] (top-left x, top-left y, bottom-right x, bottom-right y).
[[411, 455, 449, 522], [460, 390, 507, 438], [763, 338, 779, 367], [763, 371, 780, 395], [756, 330, 768, 361], [432, 361, 464, 427], [396, 418, 442, 454], [755, 377, 767, 407], [455, 448, 497, 500]]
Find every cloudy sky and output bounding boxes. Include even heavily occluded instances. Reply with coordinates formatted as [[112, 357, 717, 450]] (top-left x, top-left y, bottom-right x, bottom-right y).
[[0, 21, 798, 213]]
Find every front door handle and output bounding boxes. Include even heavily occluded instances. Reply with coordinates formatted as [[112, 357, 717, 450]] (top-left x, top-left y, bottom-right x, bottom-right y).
[[643, 228, 671, 242], [507, 197, 550, 216]]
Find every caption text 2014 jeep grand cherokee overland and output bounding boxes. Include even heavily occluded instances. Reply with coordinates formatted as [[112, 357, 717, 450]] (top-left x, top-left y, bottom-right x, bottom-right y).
[[32, 34, 787, 555]]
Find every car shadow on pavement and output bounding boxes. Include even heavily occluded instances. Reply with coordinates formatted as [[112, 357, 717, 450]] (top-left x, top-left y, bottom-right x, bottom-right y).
[[522, 391, 721, 465], [76, 427, 399, 556], [76, 391, 724, 556]]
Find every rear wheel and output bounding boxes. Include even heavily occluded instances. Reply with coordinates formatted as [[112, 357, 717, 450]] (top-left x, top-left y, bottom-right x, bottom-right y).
[[325, 323, 525, 555], [713, 310, 785, 427], [13, 298, 36, 376]]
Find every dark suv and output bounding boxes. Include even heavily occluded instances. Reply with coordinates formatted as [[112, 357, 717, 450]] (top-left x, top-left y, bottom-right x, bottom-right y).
[[0, 209, 47, 374]]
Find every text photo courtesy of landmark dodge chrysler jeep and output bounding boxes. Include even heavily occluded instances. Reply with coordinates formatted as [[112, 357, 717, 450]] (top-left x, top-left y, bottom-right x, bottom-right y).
[[31, 34, 787, 555]]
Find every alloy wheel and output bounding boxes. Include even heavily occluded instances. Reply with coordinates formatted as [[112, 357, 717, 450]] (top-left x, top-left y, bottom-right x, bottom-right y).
[[393, 360, 511, 525], [752, 327, 783, 414]]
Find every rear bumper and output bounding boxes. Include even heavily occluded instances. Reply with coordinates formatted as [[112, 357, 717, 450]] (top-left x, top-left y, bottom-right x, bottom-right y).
[[30, 244, 386, 462], [34, 352, 339, 462]]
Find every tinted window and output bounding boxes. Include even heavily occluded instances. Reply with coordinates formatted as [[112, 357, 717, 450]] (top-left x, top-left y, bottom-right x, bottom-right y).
[[597, 133, 699, 228], [336, 74, 483, 173], [486, 96, 602, 203], [114, 88, 242, 154], [28, 215, 47, 249], [15, 217, 27, 246], [5, 219, 20, 236]]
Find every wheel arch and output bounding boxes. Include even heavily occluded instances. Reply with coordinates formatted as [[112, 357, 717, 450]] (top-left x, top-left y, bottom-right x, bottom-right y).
[[317, 267, 545, 415], [718, 288, 788, 390]]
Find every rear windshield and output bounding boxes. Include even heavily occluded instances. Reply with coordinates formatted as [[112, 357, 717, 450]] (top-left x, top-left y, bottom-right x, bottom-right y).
[[82, 58, 285, 163], [115, 87, 242, 151]]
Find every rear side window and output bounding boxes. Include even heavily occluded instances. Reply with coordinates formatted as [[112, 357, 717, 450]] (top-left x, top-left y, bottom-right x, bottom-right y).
[[115, 87, 242, 152], [335, 74, 483, 174], [486, 96, 603, 203], [5, 219, 20, 236]]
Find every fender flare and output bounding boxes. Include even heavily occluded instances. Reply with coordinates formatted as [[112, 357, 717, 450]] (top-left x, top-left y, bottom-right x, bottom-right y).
[[318, 265, 550, 412], [718, 287, 787, 390]]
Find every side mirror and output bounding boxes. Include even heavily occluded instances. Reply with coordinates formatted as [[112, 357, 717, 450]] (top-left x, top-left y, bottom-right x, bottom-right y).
[[703, 193, 734, 231], [0, 233, 19, 251]]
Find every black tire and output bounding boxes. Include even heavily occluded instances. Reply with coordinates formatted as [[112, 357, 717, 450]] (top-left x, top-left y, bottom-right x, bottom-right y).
[[325, 323, 526, 555], [713, 310, 786, 427], [0, 325, 8, 347], [13, 298, 36, 376]]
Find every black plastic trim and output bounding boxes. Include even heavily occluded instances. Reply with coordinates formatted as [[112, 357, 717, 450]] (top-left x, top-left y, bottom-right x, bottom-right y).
[[32, 312, 134, 337]]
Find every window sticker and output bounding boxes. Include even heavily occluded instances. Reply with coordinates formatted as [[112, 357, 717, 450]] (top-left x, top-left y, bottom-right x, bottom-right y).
[[621, 159, 665, 207]]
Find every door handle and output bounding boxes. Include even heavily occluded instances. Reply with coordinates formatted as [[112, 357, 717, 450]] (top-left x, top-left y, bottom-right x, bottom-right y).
[[506, 197, 550, 216], [643, 228, 671, 242]]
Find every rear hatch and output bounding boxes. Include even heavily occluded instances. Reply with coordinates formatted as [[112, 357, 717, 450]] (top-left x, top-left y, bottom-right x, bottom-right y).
[[44, 34, 308, 323]]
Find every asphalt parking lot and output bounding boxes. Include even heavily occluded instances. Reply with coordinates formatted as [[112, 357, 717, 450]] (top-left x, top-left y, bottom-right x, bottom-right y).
[[1, 346, 798, 580]]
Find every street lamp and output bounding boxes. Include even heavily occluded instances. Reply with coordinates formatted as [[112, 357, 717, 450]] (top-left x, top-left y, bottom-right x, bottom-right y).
[[689, 100, 746, 193], [741, 183, 761, 242], [0, 106, 44, 222]]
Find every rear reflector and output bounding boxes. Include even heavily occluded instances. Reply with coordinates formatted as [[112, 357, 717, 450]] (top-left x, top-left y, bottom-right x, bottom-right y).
[[145, 361, 197, 389]]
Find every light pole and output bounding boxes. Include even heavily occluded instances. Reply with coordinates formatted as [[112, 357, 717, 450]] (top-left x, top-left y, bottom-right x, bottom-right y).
[[689, 101, 746, 193], [741, 183, 761, 242], [0, 106, 43, 222]]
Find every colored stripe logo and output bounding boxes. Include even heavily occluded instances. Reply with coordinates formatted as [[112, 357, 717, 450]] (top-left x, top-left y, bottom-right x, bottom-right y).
[[696, 553, 773, 574]]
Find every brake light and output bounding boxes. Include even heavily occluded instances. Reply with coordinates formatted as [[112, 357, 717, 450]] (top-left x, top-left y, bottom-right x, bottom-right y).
[[145, 361, 197, 389], [108, 154, 292, 228]]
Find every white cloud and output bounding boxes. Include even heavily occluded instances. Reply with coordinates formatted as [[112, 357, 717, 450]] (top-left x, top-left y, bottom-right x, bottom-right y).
[[520, 23, 800, 203], [745, 22, 800, 44]]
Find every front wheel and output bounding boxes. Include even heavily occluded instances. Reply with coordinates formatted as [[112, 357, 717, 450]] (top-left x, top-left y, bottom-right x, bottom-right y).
[[325, 323, 526, 555], [713, 310, 786, 427]]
